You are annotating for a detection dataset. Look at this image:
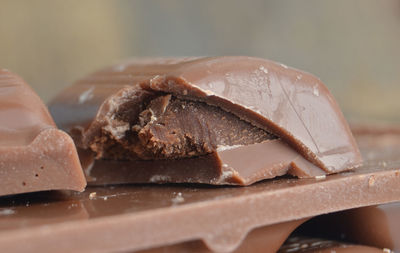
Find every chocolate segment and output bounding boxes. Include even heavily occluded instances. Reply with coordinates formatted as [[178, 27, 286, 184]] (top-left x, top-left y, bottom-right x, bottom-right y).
[[49, 57, 361, 185], [86, 139, 324, 185], [0, 69, 86, 196], [298, 202, 400, 251], [340, 203, 400, 251]]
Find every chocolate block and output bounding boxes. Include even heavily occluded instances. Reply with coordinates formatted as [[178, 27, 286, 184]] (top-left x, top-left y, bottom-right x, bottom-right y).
[[49, 57, 361, 185], [0, 129, 399, 252], [0, 69, 86, 196]]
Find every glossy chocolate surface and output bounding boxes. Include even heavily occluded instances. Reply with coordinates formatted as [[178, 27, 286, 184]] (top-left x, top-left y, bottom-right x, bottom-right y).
[[293, 130, 400, 252], [0, 69, 86, 196], [336, 203, 400, 251], [0, 132, 398, 252], [138, 219, 306, 253], [85, 139, 325, 186], [49, 57, 361, 185], [0, 69, 54, 146]]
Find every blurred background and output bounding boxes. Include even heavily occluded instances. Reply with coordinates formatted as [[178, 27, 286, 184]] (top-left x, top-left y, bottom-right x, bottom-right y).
[[0, 0, 399, 123]]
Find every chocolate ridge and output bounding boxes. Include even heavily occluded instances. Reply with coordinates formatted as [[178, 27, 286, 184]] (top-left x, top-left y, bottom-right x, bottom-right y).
[[0, 69, 86, 195]]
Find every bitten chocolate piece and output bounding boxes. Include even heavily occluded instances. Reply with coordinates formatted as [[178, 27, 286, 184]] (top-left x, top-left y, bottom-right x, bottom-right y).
[[50, 57, 362, 185], [0, 69, 86, 196]]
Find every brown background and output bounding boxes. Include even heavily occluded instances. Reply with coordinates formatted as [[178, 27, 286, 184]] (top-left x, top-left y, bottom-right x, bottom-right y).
[[0, 0, 399, 123]]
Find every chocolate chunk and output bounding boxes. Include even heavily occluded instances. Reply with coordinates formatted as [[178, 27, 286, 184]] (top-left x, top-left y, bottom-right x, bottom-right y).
[[49, 56, 362, 185], [0, 69, 86, 196]]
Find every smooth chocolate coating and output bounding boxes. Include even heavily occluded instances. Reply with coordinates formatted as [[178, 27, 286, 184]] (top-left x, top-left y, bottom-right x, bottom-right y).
[[335, 203, 400, 251], [0, 69, 54, 146], [0, 69, 86, 196], [49, 57, 361, 185], [347, 203, 400, 251], [85, 139, 324, 186], [293, 131, 400, 252]]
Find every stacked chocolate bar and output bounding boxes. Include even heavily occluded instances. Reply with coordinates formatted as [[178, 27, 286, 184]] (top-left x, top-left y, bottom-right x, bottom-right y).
[[0, 57, 398, 252]]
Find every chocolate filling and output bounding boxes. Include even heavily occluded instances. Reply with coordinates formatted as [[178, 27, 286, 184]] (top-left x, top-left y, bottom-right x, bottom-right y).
[[88, 93, 276, 160]]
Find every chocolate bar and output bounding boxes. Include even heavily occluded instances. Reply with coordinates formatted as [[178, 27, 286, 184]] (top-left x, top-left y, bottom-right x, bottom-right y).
[[1, 161, 399, 253], [0, 126, 399, 253], [49, 57, 362, 185], [0, 69, 86, 196]]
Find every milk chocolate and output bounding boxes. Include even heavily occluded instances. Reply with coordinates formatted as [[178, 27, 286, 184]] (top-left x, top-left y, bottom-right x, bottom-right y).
[[0, 69, 86, 196], [49, 57, 361, 185], [338, 203, 400, 251], [292, 130, 400, 252], [138, 219, 307, 253], [0, 129, 396, 252], [0, 128, 399, 253], [297, 202, 400, 251]]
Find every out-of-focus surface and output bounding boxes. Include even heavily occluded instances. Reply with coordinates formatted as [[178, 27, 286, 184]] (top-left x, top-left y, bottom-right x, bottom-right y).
[[0, 0, 399, 122]]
